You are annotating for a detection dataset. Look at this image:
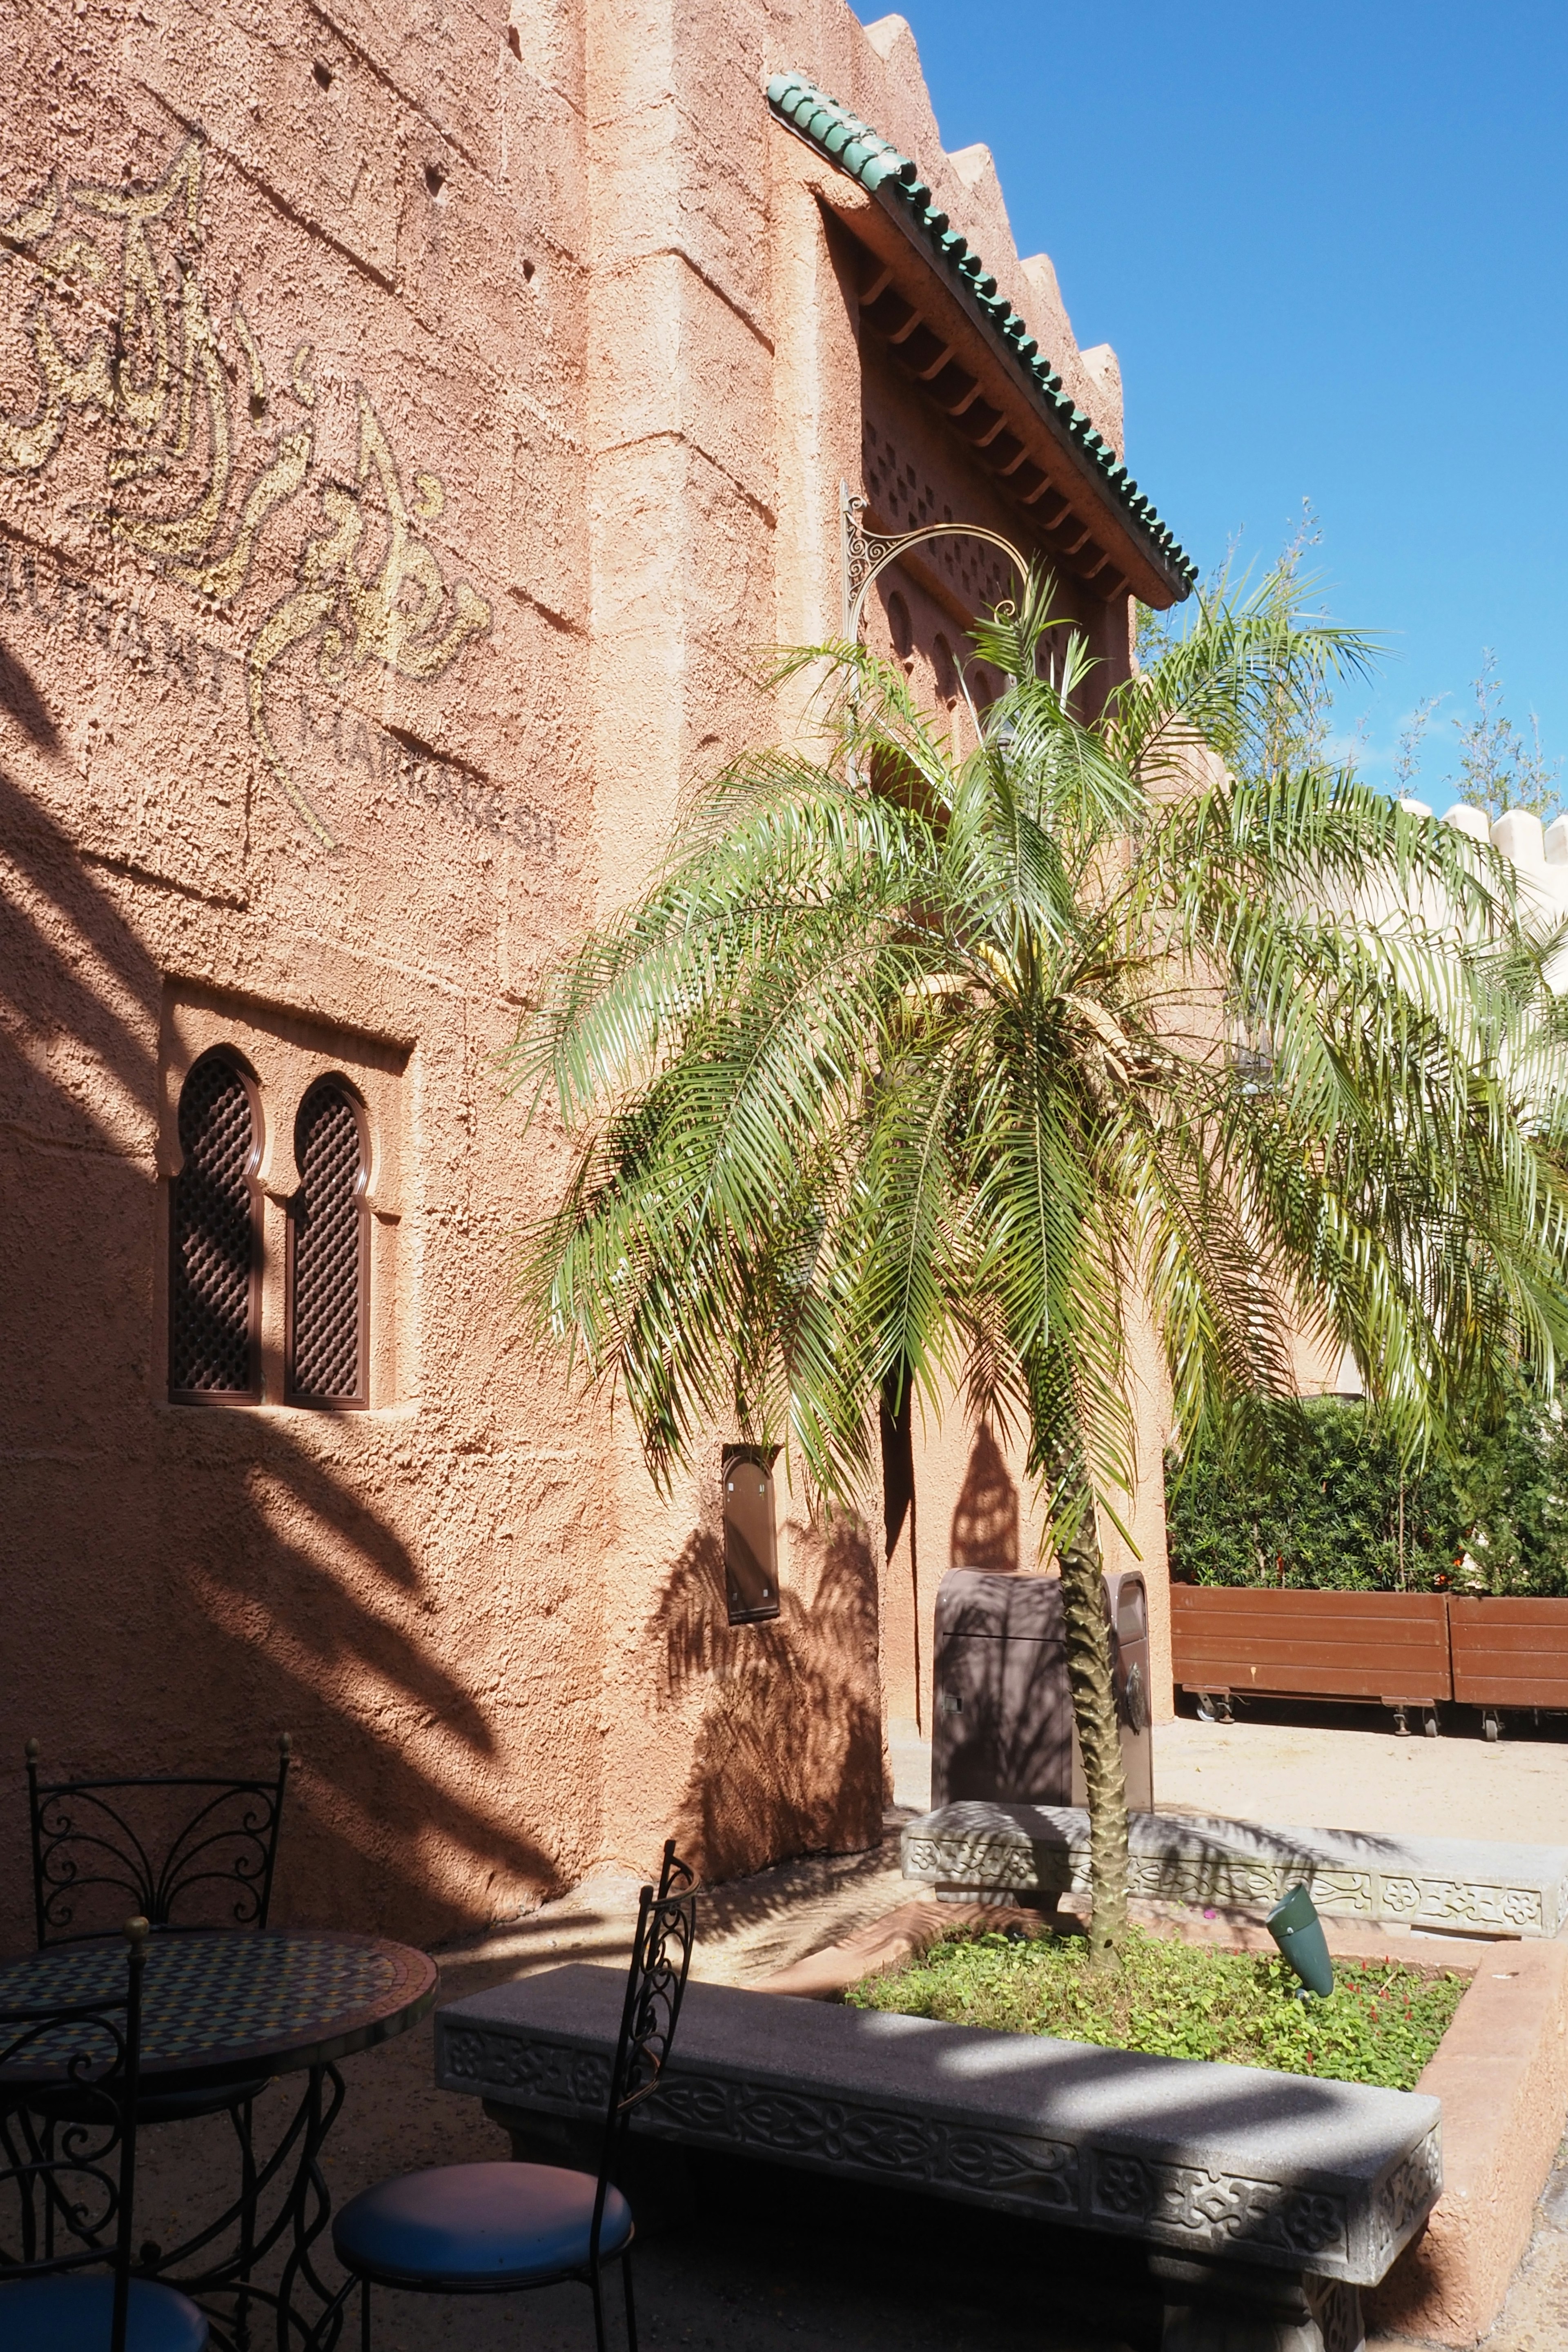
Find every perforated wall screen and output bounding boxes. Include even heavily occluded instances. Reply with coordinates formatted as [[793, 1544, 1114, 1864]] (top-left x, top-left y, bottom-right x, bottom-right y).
[[288, 1081, 366, 1404], [169, 1055, 258, 1397]]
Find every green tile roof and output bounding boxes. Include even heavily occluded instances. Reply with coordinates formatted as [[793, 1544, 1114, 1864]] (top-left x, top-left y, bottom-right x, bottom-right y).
[[767, 71, 1197, 595]]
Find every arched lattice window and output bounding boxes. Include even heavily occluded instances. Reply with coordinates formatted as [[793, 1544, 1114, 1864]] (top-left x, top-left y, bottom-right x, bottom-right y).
[[169, 1051, 261, 1403], [287, 1078, 369, 1408]]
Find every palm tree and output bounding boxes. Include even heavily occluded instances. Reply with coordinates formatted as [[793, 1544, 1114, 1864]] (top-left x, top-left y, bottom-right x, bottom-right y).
[[508, 566, 1568, 1958]]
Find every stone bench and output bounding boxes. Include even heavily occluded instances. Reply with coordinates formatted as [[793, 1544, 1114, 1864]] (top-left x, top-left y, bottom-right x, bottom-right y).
[[902, 1802, 1568, 1940], [435, 1962, 1441, 2352]]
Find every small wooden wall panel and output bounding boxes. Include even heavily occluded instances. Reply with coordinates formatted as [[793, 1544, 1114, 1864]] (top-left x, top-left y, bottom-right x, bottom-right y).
[[1449, 1598, 1568, 1709], [1171, 1587, 1452, 1703]]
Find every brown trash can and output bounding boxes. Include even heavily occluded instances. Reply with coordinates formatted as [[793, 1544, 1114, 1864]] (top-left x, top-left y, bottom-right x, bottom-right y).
[[931, 1568, 1154, 1811]]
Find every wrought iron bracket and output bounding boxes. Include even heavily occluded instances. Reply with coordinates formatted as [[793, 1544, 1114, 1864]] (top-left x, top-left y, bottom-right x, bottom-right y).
[[840, 481, 1030, 640]]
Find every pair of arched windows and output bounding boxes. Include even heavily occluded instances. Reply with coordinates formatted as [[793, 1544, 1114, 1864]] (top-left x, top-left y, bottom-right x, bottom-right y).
[[168, 1050, 369, 1409]]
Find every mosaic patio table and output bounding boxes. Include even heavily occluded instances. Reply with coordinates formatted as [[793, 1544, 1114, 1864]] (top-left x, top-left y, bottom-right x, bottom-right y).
[[0, 1928, 437, 2351]]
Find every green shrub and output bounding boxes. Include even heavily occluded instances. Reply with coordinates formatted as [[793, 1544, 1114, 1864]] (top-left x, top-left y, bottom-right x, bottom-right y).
[[846, 1927, 1466, 2091], [1164, 1389, 1568, 1595]]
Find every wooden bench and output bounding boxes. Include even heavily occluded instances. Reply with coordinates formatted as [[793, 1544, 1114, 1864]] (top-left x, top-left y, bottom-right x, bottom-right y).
[[1171, 1588, 1451, 1731], [435, 1961, 1441, 2352], [1449, 1597, 1568, 1736]]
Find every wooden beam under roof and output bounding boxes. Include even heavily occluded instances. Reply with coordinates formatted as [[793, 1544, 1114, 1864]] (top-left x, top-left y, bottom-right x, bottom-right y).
[[844, 225, 1169, 605]]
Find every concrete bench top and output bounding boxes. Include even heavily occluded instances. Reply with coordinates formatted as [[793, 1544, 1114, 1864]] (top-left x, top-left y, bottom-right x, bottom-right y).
[[902, 1803, 1568, 1940], [435, 1962, 1440, 2289]]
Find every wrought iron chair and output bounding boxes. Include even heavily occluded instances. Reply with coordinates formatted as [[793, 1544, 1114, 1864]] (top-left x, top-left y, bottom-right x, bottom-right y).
[[26, 1734, 292, 1949], [25, 1729, 293, 2330], [325, 1840, 697, 2352], [0, 1915, 209, 2351]]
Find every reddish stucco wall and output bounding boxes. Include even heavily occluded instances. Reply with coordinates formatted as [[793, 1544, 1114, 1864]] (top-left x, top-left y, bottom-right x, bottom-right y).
[[0, 0, 1160, 1952]]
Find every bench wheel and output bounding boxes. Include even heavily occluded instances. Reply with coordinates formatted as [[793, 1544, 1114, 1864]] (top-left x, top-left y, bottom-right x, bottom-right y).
[[1483, 1710, 1501, 1743], [1424, 1710, 1439, 1737]]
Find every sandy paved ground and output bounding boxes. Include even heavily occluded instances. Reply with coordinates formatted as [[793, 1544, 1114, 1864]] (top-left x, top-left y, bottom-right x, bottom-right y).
[[1152, 1713, 1568, 1846], [895, 1711, 1568, 1845], [1375, 2138, 1568, 2352], [454, 1840, 912, 1997]]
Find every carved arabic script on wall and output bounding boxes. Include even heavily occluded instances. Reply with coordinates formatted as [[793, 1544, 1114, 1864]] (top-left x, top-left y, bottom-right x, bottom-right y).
[[0, 135, 492, 849]]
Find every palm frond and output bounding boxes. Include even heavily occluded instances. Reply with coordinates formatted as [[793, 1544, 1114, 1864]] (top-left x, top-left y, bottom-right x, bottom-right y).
[[508, 561, 1568, 1517]]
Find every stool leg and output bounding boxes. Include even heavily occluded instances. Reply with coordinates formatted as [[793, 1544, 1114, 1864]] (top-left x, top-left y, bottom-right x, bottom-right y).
[[233, 2095, 257, 2352], [360, 2278, 371, 2352], [590, 2267, 608, 2352], [622, 2251, 640, 2352]]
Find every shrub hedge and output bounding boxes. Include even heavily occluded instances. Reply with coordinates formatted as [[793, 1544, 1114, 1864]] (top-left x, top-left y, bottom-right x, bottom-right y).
[[1165, 1388, 1568, 1595]]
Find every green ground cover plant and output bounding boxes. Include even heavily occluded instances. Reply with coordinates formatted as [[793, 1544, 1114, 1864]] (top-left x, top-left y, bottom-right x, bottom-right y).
[[847, 1927, 1466, 2090]]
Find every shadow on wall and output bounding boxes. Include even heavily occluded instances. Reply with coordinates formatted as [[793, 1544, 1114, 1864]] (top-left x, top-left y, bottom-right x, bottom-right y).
[[8, 1430, 564, 1954], [646, 1520, 883, 1888], [951, 1424, 1020, 1574], [0, 657, 562, 1954]]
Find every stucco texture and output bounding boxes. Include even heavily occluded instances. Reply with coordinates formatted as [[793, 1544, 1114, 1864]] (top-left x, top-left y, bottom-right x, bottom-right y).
[[0, 0, 1161, 1950]]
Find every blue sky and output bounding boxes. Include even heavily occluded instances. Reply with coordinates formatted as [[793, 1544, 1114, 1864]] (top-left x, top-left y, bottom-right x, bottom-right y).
[[881, 2, 1568, 806]]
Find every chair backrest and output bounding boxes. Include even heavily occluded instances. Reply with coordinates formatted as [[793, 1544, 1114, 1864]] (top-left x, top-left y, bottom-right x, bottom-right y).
[[0, 1918, 147, 2352], [592, 1840, 697, 2256], [26, 1735, 292, 1948]]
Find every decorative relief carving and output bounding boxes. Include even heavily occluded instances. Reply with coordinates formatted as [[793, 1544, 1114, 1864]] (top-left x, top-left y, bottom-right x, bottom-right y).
[[906, 1822, 1564, 1937], [445, 2023, 1446, 2281], [1124, 1858, 1282, 1908], [1307, 1873, 1374, 1915], [1094, 2153, 1147, 2217], [906, 1833, 1075, 1893], [0, 135, 493, 850], [944, 2129, 1076, 2203], [440, 2027, 609, 2112], [1370, 2128, 1442, 2265], [648, 2076, 732, 2135], [1305, 2276, 1365, 2352], [450, 2031, 1079, 2214], [1090, 2154, 1348, 2263], [649, 2074, 1079, 2210], [1411, 1879, 1544, 1931]]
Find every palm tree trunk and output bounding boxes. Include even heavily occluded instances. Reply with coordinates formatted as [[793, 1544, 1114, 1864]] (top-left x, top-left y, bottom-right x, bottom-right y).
[[1057, 1491, 1129, 1961]]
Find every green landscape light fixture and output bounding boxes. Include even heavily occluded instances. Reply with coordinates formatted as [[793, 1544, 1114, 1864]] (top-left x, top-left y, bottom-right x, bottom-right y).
[[1267, 1885, 1335, 1999]]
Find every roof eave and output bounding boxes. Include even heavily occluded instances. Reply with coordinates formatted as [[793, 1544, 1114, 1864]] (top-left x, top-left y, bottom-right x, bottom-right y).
[[766, 72, 1196, 608]]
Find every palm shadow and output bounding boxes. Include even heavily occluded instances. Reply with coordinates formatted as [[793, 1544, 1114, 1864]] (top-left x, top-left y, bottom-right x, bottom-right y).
[[951, 1424, 1020, 1575], [0, 676, 558, 1956], [646, 1517, 884, 1893]]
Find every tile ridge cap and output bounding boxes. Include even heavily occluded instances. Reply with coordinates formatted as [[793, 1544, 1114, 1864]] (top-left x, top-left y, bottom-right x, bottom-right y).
[[765, 69, 1196, 595]]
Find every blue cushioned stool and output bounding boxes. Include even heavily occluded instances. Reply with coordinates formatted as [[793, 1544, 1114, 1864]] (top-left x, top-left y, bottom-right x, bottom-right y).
[[0, 1917, 209, 2352], [335, 2160, 634, 2286], [0, 2272, 208, 2352], [327, 1843, 695, 2352]]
